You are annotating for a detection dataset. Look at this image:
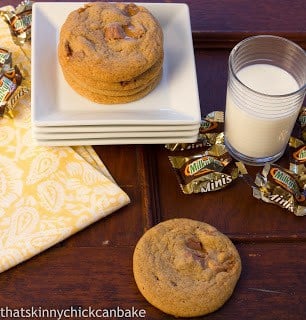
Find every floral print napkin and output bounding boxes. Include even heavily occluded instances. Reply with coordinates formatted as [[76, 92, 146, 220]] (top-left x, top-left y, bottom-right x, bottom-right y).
[[0, 13, 130, 273]]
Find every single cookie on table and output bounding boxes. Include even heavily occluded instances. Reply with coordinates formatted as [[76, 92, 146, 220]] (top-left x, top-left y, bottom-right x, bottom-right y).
[[133, 218, 242, 318], [58, 2, 164, 82]]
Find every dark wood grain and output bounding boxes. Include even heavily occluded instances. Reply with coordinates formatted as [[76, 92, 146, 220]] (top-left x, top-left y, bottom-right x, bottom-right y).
[[0, 1, 305, 319], [1, 244, 305, 319], [3, 0, 306, 48]]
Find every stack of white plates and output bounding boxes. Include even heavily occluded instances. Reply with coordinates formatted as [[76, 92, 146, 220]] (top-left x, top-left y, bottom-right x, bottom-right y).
[[31, 2, 201, 146]]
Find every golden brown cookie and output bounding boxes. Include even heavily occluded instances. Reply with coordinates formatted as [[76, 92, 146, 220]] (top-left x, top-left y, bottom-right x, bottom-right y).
[[58, 2, 164, 82], [133, 218, 242, 318], [70, 57, 163, 92], [63, 67, 162, 97], [64, 71, 162, 104]]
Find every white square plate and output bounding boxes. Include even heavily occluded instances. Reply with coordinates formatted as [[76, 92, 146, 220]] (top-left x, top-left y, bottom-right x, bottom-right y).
[[32, 123, 200, 133], [32, 135, 199, 147], [33, 128, 199, 140], [32, 2, 201, 127]]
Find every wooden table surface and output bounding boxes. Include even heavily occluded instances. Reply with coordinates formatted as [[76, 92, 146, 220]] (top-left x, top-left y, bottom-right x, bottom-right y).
[[1, 1, 306, 319]]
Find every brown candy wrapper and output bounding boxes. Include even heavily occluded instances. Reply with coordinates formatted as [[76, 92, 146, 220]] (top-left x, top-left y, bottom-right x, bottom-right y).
[[0, 48, 12, 70], [0, 47, 30, 118], [4, 85, 30, 118], [0, 1, 33, 46], [288, 136, 306, 175], [165, 111, 224, 152], [169, 140, 238, 194], [288, 106, 306, 175], [253, 163, 306, 216], [0, 66, 21, 116], [298, 106, 306, 142]]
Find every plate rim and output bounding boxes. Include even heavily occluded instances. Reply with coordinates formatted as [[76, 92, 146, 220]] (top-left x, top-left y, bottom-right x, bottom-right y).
[[33, 135, 199, 146], [31, 2, 201, 127]]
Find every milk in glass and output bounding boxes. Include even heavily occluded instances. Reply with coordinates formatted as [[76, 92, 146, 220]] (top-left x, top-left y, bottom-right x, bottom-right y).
[[225, 64, 299, 158]]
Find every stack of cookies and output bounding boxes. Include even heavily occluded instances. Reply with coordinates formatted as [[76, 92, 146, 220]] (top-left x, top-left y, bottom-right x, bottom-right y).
[[58, 2, 164, 104]]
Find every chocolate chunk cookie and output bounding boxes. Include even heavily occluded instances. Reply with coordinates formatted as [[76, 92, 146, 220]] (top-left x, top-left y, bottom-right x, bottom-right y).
[[133, 218, 241, 317], [69, 57, 163, 92], [58, 2, 164, 104], [64, 70, 162, 104]]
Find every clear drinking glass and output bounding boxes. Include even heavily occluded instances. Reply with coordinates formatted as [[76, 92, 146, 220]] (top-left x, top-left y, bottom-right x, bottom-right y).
[[224, 35, 306, 165]]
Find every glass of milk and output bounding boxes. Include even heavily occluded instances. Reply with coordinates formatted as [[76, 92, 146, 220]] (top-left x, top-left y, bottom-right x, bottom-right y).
[[224, 35, 306, 165]]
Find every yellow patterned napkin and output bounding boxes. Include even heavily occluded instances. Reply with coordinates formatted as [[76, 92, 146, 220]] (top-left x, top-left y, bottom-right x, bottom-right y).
[[0, 13, 130, 273]]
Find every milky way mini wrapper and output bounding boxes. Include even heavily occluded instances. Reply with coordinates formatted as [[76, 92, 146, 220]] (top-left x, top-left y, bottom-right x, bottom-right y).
[[0, 65, 29, 118], [169, 143, 238, 194], [297, 106, 306, 142], [0, 66, 20, 116], [165, 111, 224, 152], [253, 163, 306, 216], [288, 136, 306, 176], [0, 48, 12, 70], [0, 1, 33, 46]]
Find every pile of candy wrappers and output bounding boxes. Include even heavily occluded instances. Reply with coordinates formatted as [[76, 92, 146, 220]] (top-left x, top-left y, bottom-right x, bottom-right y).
[[0, 0, 32, 118], [165, 109, 306, 217]]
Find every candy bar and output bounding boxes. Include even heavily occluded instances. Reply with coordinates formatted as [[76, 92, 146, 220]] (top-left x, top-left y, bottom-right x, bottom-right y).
[[169, 143, 238, 194], [253, 163, 306, 216]]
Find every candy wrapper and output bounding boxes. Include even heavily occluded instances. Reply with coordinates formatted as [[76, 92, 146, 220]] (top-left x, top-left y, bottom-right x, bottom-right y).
[[288, 136, 306, 175], [0, 48, 12, 70], [165, 111, 224, 152], [169, 139, 239, 194], [0, 48, 30, 118], [0, 1, 33, 46], [253, 163, 306, 216], [288, 107, 306, 175], [298, 106, 306, 142]]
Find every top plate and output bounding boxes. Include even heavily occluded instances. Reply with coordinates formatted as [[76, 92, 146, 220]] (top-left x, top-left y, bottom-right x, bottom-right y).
[[32, 2, 201, 127]]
